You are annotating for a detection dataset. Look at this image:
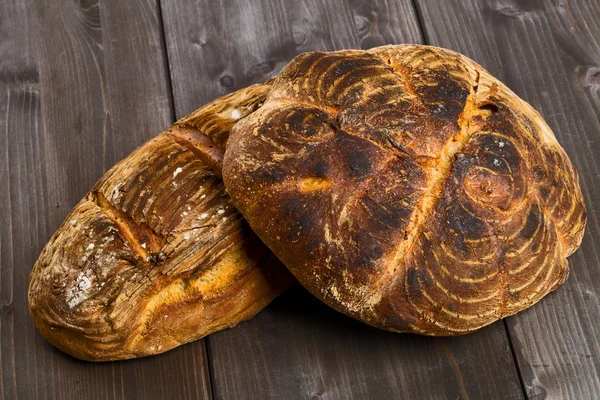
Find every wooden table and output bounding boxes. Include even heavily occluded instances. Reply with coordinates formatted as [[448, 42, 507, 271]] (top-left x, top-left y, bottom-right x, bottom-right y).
[[2, 0, 599, 398]]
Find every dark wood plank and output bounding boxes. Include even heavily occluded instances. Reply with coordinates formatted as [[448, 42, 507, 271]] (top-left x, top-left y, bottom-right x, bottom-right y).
[[208, 287, 524, 400], [160, 1, 524, 398], [413, 0, 600, 398], [0, 0, 211, 398], [162, 0, 422, 117]]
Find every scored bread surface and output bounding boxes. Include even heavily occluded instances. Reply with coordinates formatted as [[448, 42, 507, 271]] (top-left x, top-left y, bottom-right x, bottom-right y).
[[222, 45, 586, 335], [28, 84, 293, 361]]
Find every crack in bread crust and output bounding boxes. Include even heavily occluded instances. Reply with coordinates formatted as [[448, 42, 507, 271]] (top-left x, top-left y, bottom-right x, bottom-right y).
[[390, 70, 482, 273], [92, 191, 165, 264], [167, 128, 225, 176]]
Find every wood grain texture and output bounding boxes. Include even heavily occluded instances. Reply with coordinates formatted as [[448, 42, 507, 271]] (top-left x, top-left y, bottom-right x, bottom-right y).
[[161, 1, 524, 398], [413, 0, 600, 398], [162, 0, 422, 117], [209, 287, 524, 400], [1, 0, 211, 398]]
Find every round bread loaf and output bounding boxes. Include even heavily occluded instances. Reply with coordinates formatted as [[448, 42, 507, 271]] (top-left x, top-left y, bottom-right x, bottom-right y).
[[222, 45, 586, 335]]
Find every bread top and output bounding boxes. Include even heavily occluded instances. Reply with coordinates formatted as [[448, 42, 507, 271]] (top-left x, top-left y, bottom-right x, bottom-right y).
[[28, 127, 291, 360], [223, 44, 586, 335]]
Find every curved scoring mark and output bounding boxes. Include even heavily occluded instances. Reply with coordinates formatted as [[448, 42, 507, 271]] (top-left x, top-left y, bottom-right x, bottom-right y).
[[419, 280, 498, 321], [511, 239, 558, 295], [404, 266, 473, 334], [417, 234, 500, 312], [519, 204, 541, 239], [424, 266, 498, 304], [444, 200, 488, 239]]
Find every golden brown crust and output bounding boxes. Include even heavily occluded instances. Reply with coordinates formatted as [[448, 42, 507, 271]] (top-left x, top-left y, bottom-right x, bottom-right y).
[[222, 45, 586, 335], [28, 86, 293, 361]]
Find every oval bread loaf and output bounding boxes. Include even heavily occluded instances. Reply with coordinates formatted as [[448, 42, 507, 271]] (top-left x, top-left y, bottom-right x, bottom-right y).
[[222, 45, 586, 335], [28, 84, 293, 361]]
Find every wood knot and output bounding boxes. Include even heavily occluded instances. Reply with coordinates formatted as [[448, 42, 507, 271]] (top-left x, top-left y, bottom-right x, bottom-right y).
[[584, 67, 600, 88], [493, 1, 537, 18], [1, 301, 12, 314], [219, 75, 235, 88]]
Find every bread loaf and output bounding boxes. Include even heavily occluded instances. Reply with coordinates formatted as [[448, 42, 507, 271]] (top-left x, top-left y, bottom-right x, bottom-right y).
[[221, 45, 586, 335], [28, 84, 293, 361]]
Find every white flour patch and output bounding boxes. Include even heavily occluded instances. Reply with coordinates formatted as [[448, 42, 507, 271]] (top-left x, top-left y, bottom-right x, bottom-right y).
[[66, 269, 95, 308], [110, 182, 124, 202], [173, 167, 183, 178]]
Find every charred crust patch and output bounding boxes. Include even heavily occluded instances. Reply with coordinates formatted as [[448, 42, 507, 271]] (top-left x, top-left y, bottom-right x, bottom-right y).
[[406, 267, 424, 301], [314, 161, 329, 178], [336, 132, 374, 181], [419, 70, 470, 122], [251, 166, 286, 185], [280, 198, 315, 241], [352, 240, 385, 267], [361, 195, 411, 230], [444, 202, 487, 238], [282, 198, 304, 217], [347, 150, 372, 180], [520, 204, 542, 239]]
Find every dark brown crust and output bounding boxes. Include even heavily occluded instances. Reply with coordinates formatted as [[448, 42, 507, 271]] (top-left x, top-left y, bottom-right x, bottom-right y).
[[28, 84, 294, 361], [222, 45, 586, 335]]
